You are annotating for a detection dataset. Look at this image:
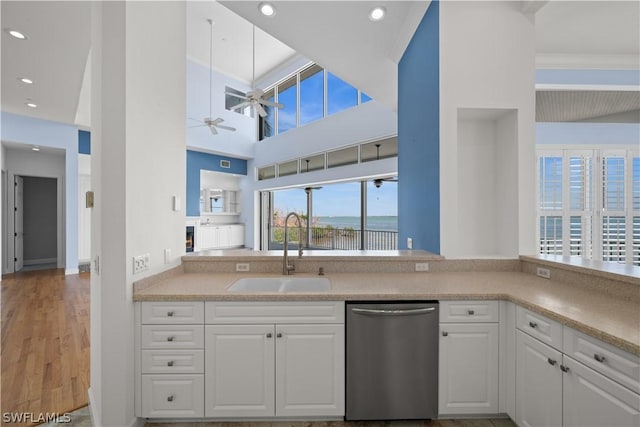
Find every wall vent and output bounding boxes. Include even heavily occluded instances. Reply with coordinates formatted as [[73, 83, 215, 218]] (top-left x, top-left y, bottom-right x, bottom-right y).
[[220, 160, 231, 169]]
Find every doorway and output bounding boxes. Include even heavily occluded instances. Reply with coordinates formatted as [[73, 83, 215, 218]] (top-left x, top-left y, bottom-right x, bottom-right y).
[[14, 175, 59, 272]]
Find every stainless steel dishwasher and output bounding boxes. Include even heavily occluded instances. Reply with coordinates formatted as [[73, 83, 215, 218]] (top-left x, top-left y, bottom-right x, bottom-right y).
[[346, 301, 439, 420]]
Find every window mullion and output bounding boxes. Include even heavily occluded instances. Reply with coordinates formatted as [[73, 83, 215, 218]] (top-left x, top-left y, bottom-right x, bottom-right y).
[[562, 150, 570, 256]]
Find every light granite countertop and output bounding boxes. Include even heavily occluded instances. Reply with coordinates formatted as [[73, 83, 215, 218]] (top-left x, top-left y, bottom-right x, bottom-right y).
[[134, 270, 640, 356]]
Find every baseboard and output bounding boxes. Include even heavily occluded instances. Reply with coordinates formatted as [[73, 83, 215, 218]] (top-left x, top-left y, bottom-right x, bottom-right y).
[[129, 416, 145, 427], [65, 268, 80, 275], [23, 258, 57, 266], [88, 387, 101, 427]]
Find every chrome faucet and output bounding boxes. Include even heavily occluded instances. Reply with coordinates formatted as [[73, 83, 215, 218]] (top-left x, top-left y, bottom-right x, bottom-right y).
[[283, 212, 304, 275]]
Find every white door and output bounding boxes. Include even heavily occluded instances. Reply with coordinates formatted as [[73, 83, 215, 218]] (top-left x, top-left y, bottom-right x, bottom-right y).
[[275, 324, 345, 417], [14, 176, 24, 271], [563, 356, 640, 427], [439, 323, 499, 415], [204, 324, 275, 417], [516, 330, 563, 427], [78, 175, 91, 262]]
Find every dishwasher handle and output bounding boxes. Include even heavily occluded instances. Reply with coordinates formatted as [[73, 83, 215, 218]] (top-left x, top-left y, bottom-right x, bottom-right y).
[[351, 307, 436, 316]]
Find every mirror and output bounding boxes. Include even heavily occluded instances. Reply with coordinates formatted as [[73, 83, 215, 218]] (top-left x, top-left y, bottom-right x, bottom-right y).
[[200, 170, 241, 215]]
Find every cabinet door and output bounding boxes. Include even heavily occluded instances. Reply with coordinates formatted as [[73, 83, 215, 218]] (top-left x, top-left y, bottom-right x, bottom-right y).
[[141, 374, 204, 418], [198, 226, 214, 249], [515, 330, 562, 427], [439, 323, 499, 415], [563, 356, 640, 427], [230, 224, 244, 247], [275, 324, 345, 417], [204, 324, 275, 417]]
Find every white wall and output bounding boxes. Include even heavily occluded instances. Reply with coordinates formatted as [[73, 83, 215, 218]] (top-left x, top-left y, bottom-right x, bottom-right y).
[[90, 2, 186, 426], [1, 112, 80, 273], [439, 1, 536, 258]]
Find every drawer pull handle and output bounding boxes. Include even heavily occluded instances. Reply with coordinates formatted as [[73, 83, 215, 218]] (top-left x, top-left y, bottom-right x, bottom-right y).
[[167, 360, 174, 367], [560, 365, 570, 373], [529, 321, 538, 329], [277, 333, 283, 338], [167, 311, 174, 317], [442, 331, 448, 337], [594, 354, 606, 363], [266, 333, 272, 338], [167, 395, 174, 402], [167, 336, 174, 342], [467, 309, 475, 315], [547, 358, 557, 366]]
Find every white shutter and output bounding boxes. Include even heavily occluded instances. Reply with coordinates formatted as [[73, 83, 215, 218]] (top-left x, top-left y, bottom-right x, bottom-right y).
[[537, 154, 563, 254]]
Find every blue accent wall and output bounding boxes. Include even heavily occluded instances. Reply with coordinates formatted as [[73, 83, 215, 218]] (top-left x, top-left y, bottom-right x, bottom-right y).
[[78, 130, 91, 154], [397, 1, 440, 253], [186, 149, 248, 216]]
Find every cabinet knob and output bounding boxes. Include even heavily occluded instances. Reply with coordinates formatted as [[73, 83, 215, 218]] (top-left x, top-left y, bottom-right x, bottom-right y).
[[167, 311, 174, 317], [266, 333, 272, 338], [167, 395, 174, 402], [277, 333, 283, 338], [547, 358, 557, 366], [529, 321, 538, 329], [166, 336, 174, 342], [442, 331, 448, 337], [560, 365, 570, 373], [167, 360, 174, 367], [594, 354, 606, 363], [467, 309, 475, 315]]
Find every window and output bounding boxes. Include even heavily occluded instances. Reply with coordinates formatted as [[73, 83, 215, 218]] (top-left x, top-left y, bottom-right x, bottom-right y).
[[277, 76, 297, 134], [258, 63, 372, 140], [225, 86, 252, 117], [536, 148, 639, 265]]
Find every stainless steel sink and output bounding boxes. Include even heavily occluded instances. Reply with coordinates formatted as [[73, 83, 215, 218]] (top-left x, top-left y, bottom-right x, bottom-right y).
[[228, 277, 331, 293]]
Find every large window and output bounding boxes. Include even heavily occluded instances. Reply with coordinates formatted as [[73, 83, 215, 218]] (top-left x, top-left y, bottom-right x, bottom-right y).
[[537, 148, 639, 265], [259, 63, 372, 140], [264, 179, 397, 251]]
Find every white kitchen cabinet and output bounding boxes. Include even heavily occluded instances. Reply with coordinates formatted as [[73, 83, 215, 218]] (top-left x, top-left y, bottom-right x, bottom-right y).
[[204, 301, 345, 419], [515, 306, 640, 427], [198, 224, 244, 250], [229, 224, 244, 247], [515, 330, 563, 427], [439, 300, 500, 415], [205, 324, 275, 417]]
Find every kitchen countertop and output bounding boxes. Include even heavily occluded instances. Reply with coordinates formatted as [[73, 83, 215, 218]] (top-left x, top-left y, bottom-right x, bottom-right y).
[[134, 270, 640, 356]]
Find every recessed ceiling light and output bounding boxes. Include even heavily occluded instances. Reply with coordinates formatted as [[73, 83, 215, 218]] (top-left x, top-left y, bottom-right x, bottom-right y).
[[259, 2, 276, 17], [32, 146, 41, 152], [369, 6, 386, 21], [18, 77, 33, 84], [6, 29, 27, 39], [25, 102, 37, 108]]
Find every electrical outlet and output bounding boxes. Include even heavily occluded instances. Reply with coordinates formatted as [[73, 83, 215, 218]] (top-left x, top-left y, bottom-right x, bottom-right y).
[[164, 249, 171, 264], [133, 254, 150, 274], [415, 263, 429, 272], [236, 263, 250, 272], [536, 267, 551, 279]]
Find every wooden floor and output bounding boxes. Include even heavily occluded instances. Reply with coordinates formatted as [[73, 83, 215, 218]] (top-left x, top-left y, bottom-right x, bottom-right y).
[[1, 269, 90, 427]]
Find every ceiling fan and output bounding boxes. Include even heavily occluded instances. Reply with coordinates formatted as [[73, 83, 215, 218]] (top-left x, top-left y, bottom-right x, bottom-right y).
[[373, 177, 398, 188], [226, 25, 284, 118], [189, 19, 236, 135]]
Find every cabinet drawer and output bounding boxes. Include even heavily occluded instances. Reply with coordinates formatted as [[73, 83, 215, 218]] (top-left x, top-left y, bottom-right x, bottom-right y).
[[141, 350, 204, 374], [516, 306, 563, 351], [564, 328, 640, 394], [141, 325, 204, 349], [141, 374, 204, 418], [141, 301, 204, 324], [206, 301, 345, 324], [440, 300, 499, 323]]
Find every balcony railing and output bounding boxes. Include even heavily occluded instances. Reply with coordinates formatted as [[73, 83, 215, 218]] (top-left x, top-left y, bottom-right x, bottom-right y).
[[271, 226, 398, 251]]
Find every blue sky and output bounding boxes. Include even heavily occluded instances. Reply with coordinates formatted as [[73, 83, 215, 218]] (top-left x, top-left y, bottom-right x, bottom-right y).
[[274, 181, 398, 217]]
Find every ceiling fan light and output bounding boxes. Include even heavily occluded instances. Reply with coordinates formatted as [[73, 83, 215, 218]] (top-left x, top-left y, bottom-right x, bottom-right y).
[[259, 2, 276, 17], [369, 6, 386, 21]]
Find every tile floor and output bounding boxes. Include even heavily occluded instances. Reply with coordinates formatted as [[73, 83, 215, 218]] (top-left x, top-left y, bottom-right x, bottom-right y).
[[41, 406, 92, 427]]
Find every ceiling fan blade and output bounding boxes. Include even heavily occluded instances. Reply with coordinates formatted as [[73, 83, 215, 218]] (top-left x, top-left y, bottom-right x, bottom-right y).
[[225, 92, 249, 100], [259, 99, 284, 109], [208, 125, 218, 135], [230, 101, 252, 110], [255, 103, 268, 117], [209, 117, 224, 125], [188, 117, 203, 122], [216, 125, 237, 132], [188, 124, 207, 128]]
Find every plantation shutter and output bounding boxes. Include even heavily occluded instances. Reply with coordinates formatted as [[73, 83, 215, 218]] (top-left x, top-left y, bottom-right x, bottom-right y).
[[537, 154, 563, 255], [600, 152, 627, 262]]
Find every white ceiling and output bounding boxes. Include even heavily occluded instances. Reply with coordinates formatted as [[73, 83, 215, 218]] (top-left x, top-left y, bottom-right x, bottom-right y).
[[1, 1, 638, 128]]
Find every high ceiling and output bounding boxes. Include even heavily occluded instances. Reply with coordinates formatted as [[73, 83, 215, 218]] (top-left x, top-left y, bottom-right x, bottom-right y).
[[1, 1, 638, 128]]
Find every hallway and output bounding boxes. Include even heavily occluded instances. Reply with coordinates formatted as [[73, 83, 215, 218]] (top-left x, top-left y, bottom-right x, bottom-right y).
[[1, 269, 90, 426]]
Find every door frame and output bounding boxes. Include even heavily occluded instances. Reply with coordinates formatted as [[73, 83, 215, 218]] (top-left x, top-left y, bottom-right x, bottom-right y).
[[6, 172, 64, 273]]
